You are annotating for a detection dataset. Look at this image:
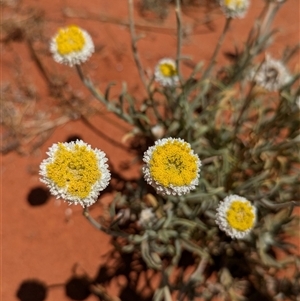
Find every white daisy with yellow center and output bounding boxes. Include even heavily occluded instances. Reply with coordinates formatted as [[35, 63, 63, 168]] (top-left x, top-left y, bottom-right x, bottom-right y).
[[216, 195, 256, 239], [50, 25, 94, 67], [142, 138, 201, 196], [39, 140, 110, 207], [219, 0, 250, 18], [251, 54, 291, 92], [154, 58, 179, 87]]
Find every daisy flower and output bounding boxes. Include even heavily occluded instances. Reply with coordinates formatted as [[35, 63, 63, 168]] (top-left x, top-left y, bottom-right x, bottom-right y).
[[250, 54, 291, 91], [154, 58, 179, 87], [216, 195, 256, 239], [50, 25, 94, 67], [142, 138, 201, 196], [39, 140, 110, 207], [219, 0, 250, 19]]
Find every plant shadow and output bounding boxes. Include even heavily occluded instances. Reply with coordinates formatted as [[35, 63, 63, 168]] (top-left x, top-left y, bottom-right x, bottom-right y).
[[16, 248, 157, 301]]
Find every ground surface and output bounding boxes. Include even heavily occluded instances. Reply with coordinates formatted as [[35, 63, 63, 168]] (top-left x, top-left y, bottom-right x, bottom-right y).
[[1, 0, 299, 300]]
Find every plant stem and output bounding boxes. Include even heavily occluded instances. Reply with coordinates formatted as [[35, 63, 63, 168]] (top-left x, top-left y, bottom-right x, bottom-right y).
[[83, 207, 129, 238], [83, 207, 104, 230], [75, 64, 108, 105], [128, 0, 148, 92], [175, 0, 183, 85], [75, 64, 134, 124], [233, 82, 256, 138], [202, 17, 232, 80], [259, 1, 281, 41]]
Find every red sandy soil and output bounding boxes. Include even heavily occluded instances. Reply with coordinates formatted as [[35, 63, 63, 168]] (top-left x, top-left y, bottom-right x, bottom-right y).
[[1, 1, 299, 301]]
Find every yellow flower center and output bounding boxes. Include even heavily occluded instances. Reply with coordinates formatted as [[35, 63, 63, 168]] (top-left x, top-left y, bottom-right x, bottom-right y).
[[55, 26, 86, 55], [159, 63, 177, 78], [46, 143, 101, 198], [149, 140, 198, 187], [225, 0, 244, 8], [226, 200, 255, 231]]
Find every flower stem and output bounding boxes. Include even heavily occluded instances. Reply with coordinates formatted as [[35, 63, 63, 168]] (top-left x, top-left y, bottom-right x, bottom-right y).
[[128, 0, 148, 92], [83, 207, 103, 230], [75, 64, 108, 104], [175, 0, 183, 85], [202, 17, 232, 80], [258, 1, 280, 41], [83, 207, 129, 238], [233, 82, 256, 137], [75, 64, 134, 125]]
